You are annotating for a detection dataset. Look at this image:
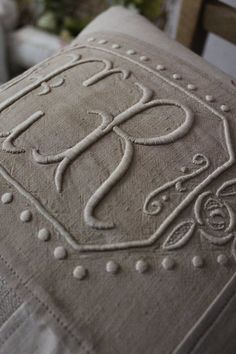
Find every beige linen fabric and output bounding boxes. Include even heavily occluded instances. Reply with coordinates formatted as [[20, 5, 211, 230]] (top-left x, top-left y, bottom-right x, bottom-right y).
[[0, 6, 236, 354]]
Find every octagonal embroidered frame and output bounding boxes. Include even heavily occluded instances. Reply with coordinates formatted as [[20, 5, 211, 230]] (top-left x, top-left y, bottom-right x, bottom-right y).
[[0, 40, 234, 252]]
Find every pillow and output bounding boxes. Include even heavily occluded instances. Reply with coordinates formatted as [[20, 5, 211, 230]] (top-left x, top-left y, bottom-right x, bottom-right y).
[[0, 6, 235, 354]]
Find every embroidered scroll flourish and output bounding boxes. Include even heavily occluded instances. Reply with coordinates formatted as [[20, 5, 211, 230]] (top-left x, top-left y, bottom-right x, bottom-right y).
[[0, 53, 129, 114], [32, 82, 193, 229], [143, 154, 210, 216], [38, 77, 65, 96], [0, 111, 44, 153], [163, 178, 236, 261]]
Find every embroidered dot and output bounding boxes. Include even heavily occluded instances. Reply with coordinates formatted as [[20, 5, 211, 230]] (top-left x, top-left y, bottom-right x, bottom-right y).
[[187, 84, 196, 91], [192, 256, 204, 268], [220, 104, 230, 112], [126, 49, 136, 55], [173, 73, 181, 80], [180, 166, 188, 173], [135, 259, 149, 273], [156, 64, 165, 71], [87, 37, 95, 42], [20, 210, 32, 223], [140, 56, 149, 62], [1, 192, 13, 204], [73, 265, 87, 280], [98, 39, 107, 44], [217, 254, 228, 266], [38, 228, 50, 242], [112, 43, 120, 49], [106, 260, 119, 274], [162, 195, 169, 202], [205, 95, 214, 102], [54, 246, 67, 260], [162, 257, 175, 270]]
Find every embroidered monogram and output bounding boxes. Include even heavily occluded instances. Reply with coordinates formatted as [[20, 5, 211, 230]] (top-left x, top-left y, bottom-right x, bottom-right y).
[[32, 82, 193, 232], [0, 39, 234, 253]]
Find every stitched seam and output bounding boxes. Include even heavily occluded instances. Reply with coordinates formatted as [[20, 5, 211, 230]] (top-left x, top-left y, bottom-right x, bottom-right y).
[[0, 306, 28, 347], [0, 253, 91, 353], [188, 289, 236, 353]]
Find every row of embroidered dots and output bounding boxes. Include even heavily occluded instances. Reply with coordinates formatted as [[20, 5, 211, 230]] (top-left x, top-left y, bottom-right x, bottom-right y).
[[50, 253, 230, 281], [86, 37, 230, 113], [1, 192, 230, 280]]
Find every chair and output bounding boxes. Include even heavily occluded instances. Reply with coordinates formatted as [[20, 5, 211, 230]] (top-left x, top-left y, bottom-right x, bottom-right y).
[[176, 0, 236, 54]]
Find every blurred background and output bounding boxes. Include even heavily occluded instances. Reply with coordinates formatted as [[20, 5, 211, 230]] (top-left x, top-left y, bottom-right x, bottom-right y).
[[0, 0, 235, 85]]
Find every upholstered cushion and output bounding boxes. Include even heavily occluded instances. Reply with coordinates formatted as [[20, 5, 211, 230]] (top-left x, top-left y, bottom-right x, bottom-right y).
[[0, 6, 236, 354]]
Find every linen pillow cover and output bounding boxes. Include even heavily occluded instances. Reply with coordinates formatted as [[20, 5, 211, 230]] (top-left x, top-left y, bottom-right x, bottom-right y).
[[0, 6, 236, 354]]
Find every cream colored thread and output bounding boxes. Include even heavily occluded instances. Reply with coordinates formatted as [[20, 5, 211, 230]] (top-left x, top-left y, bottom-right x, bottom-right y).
[[83, 59, 130, 87], [0, 44, 234, 252], [1, 157, 234, 252], [20, 209, 32, 222], [187, 84, 196, 91], [83, 44, 230, 123], [87, 37, 95, 42], [135, 259, 149, 273], [73, 109, 234, 250], [98, 39, 107, 44], [194, 191, 211, 224], [112, 44, 121, 49], [33, 82, 193, 193], [0, 164, 77, 249], [0, 43, 79, 93], [216, 178, 236, 197], [156, 64, 165, 71], [221, 105, 230, 112], [38, 228, 50, 241], [192, 256, 204, 268], [38, 77, 65, 96], [225, 203, 235, 232], [127, 49, 136, 55], [0, 111, 44, 153], [1, 192, 13, 204], [144, 154, 209, 215], [113, 98, 194, 146], [194, 189, 235, 232], [51, 77, 65, 88], [73, 265, 87, 279], [84, 137, 134, 229], [0, 53, 81, 114], [200, 230, 233, 245], [162, 257, 175, 270], [163, 219, 195, 250], [54, 246, 67, 259], [38, 82, 50, 96], [106, 260, 119, 274], [217, 254, 228, 265], [232, 238, 236, 261], [0, 54, 127, 111], [205, 95, 214, 102]]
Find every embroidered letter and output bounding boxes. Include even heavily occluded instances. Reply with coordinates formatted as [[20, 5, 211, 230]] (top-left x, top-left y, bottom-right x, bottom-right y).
[[32, 82, 193, 229], [83, 59, 130, 87], [0, 111, 44, 153]]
